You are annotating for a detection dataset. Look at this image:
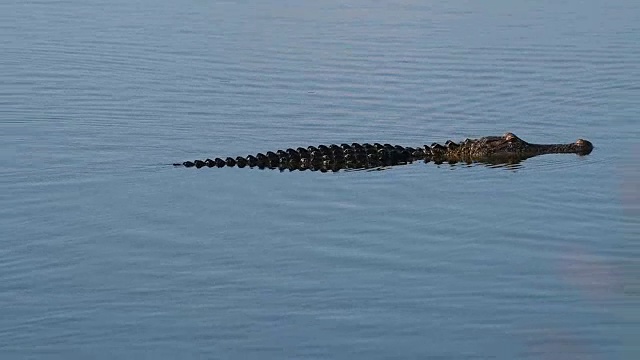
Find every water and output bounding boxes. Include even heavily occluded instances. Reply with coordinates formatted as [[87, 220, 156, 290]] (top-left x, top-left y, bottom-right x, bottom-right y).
[[1, 0, 639, 358]]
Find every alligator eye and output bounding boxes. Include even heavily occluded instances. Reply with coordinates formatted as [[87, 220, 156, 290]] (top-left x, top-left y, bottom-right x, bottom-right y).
[[504, 132, 518, 142]]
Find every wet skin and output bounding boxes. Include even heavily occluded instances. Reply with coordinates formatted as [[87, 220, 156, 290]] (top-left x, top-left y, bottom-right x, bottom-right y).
[[174, 133, 593, 171]]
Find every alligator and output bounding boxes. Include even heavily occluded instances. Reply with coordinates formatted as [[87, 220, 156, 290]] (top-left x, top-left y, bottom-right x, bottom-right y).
[[173, 133, 593, 172]]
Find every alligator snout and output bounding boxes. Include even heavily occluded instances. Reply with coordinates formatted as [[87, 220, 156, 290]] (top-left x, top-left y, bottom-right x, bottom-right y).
[[575, 139, 593, 155]]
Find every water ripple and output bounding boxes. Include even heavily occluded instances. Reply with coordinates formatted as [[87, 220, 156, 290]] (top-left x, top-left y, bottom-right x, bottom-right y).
[[1, 0, 639, 358]]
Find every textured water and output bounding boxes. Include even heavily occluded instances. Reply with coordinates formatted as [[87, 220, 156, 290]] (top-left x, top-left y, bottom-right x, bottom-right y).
[[1, 0, 639, 359]]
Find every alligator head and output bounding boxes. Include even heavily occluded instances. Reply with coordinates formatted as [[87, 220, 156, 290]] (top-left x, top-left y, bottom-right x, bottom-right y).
[[447, 132, 594, 163]]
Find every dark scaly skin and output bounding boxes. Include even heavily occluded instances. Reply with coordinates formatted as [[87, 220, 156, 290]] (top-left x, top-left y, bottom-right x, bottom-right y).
[[173, 133, 593, 172]]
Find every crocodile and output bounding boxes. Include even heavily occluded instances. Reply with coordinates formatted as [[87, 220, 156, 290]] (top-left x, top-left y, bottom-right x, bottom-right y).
[[173, 132, 593, 172]]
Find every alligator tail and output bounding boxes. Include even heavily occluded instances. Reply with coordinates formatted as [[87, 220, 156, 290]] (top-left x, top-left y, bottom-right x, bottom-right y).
[[173, 157, 240, 168]]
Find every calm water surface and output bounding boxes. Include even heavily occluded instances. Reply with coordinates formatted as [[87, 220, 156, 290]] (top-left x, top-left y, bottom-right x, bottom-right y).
[[1, 0, 639, 359]]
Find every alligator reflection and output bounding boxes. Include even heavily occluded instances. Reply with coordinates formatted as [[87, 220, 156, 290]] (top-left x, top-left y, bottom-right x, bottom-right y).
[[228, 158, 528, 173]]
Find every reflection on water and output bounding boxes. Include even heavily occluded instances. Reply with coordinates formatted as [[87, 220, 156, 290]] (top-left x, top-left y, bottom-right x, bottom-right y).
[[172, 154, 589, 173]]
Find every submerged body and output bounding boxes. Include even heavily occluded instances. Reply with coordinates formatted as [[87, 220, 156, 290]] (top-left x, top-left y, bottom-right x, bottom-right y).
[[174, 133, 593, 172]]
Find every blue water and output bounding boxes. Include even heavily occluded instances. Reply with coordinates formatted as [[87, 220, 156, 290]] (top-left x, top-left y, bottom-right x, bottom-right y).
[[1, 0, 639, 358]]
